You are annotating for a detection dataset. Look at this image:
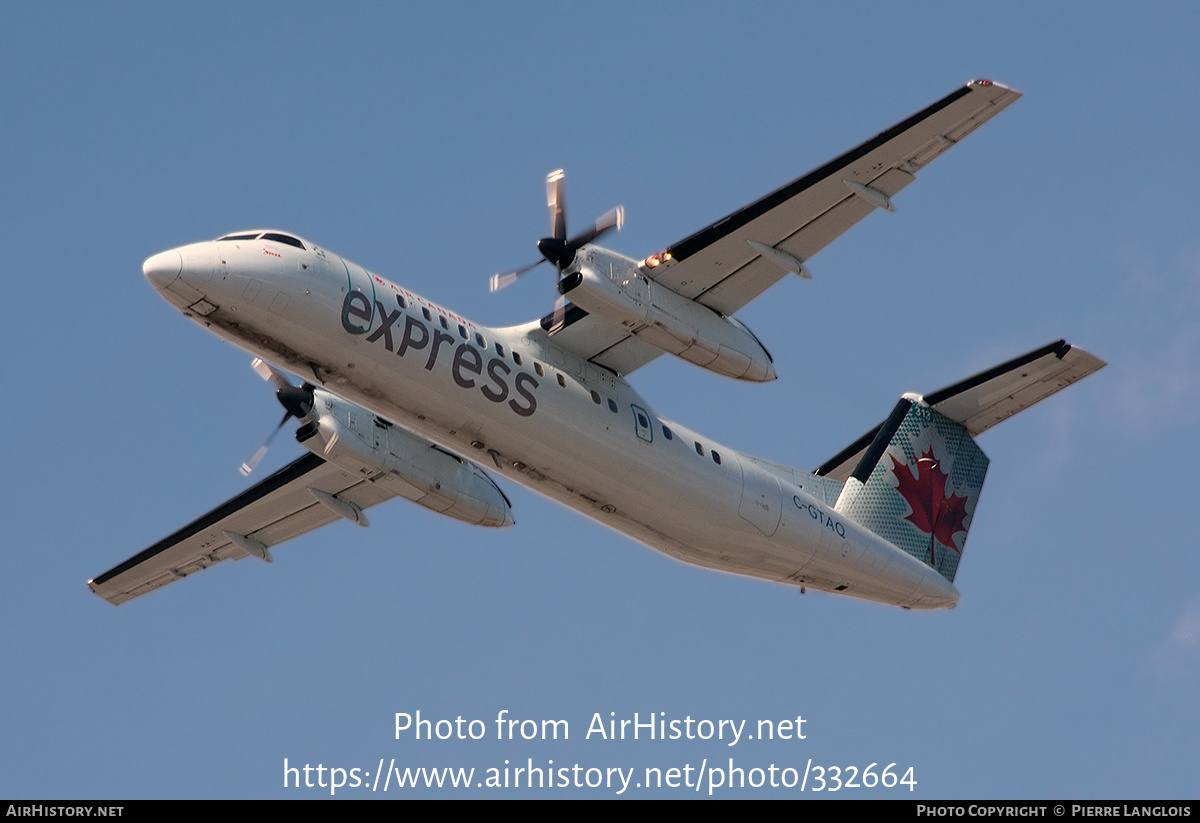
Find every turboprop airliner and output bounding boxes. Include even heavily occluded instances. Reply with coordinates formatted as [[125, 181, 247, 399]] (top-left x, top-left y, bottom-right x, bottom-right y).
[[89, 80, 1103, 609]]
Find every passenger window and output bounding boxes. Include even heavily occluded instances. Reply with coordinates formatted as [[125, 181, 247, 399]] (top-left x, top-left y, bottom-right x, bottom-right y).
[[694, 442, 705, 456], [458, 324, 468, 339], [662, 425, 673, 440], [422, 307, 432, 321], [712, 450, 721, 465], [535, 362, 544, 377], [513, 352, 523, 366], [475, 333, 486, 347], [557, 373, 566, 387], [495, 342, 506, 357], [608, 399, 618, 413], [591, 390, 601, 404], [439, 316, 449, 330], [636, 412, 649, 429], [396, 295, 407, 309]]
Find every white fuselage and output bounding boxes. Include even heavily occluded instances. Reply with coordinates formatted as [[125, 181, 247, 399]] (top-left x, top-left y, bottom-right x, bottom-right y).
[[144, 234, 959, 609]]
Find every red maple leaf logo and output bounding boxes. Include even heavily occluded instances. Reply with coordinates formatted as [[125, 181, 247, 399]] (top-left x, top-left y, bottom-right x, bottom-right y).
[[889, 448, 970, 566]]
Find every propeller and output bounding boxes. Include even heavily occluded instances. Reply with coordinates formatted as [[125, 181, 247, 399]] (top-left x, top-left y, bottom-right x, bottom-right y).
[[240, 358, 317, 475], [489, 170, 623, 333]]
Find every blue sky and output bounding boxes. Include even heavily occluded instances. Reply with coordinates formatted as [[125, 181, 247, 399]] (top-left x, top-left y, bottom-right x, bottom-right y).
[[4, 2, 1198, 798]]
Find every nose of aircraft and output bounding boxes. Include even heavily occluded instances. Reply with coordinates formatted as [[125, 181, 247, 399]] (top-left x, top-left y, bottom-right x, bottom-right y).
[[143, 249, 183, 291]]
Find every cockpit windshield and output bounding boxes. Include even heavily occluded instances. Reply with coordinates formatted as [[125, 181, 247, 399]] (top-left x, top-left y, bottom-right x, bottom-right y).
[[216, 231, 306, 250]]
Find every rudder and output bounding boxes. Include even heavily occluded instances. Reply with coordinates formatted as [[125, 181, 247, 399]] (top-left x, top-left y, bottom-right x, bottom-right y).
[[834, 397, 989, 583]]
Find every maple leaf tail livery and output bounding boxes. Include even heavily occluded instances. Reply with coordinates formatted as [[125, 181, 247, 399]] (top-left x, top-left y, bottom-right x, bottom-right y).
[[838, 402, 988, 585], [90, 80, 1105, 609], [817, 341, 1104, 584]]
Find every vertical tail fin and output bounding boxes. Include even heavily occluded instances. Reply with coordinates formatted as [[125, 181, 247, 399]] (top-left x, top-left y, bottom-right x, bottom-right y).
[[834, 397, 989, 583], [820, 341, 1104, 585]]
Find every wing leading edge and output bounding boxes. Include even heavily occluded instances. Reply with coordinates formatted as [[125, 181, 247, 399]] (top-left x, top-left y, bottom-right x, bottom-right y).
[[533, 80, 1021, 377], [88, 454, 397, 605]]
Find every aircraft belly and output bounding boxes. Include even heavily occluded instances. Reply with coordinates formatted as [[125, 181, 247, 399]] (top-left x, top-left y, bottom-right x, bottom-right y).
[[310, 324, 818, 580]]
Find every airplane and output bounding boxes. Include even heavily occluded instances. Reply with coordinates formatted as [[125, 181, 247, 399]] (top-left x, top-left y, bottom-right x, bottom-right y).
[[89, 79, 1104, 610]]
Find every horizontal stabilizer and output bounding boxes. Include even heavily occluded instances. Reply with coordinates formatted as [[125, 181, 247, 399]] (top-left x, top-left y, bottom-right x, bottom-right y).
[[816, 340, 1105, 481]]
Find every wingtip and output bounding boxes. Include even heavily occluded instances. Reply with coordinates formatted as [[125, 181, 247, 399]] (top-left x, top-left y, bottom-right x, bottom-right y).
[[969, 78, 1021, 97]]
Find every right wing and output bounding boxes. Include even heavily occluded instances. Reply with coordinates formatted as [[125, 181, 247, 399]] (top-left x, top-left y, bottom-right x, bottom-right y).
[[639, 80, 1021, 313], [88, 453, 396, 605], [519, 80, 1021, 377]]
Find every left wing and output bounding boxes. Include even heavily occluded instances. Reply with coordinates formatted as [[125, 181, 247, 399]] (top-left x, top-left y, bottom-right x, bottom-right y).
[[89, 453, 395, 605], [526, 80, 1020, 377]]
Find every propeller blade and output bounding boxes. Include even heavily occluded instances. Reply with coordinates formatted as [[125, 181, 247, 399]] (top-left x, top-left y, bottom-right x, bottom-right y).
[[547, 169, 566, 241], [538, 204, 624, 271], [488, 258, 545, 292], [490, 169, 625, 327], [241, 359, 317, 476], [251, 357, 292, 391], [565, 205, 624, 253], [547, 294, 568, 335], [240, 447, 269, 477], [240, 410, 291, 476], [489, 272, 518, 292]]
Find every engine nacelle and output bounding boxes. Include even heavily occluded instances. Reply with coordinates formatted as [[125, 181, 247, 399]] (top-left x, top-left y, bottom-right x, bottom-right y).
[[559, 255, 775, 382], [298, 392, 513, 527]]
